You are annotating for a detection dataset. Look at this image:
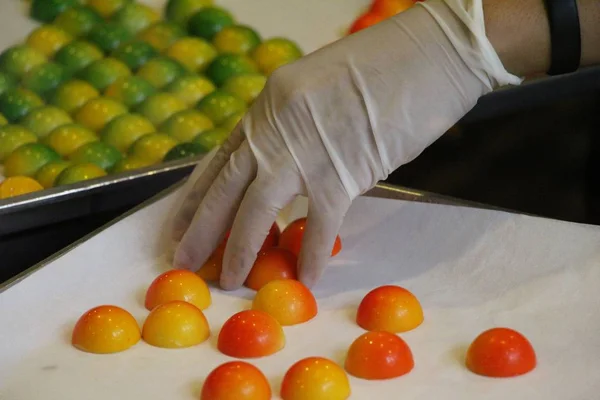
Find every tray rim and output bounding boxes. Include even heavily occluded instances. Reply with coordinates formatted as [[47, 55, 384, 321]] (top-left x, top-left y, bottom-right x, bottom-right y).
[[0, 157, 202, 214]]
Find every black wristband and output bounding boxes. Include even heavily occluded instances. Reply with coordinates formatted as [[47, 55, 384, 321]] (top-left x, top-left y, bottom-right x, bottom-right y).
[[543, 0, 582, 76]]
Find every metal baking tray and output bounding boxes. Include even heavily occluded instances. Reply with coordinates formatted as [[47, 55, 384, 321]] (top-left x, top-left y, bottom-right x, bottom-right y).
[[0, 157, 200, 235], [3, 63, 599, 236], [1, 0, 599, 237], [0, 154, 512, 237]]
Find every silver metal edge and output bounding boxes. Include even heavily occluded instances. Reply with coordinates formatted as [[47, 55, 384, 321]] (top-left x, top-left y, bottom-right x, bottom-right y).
[[0, 156, 203, 213], [365, 182, 526, 214], [0, 181, 525, 294]]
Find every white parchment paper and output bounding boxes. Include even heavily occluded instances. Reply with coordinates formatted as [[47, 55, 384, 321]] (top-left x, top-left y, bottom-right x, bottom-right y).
[[2, 182, 600, 399]]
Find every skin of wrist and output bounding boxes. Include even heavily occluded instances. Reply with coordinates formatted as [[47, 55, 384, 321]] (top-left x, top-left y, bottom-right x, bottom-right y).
[[484, 0, 600, 77], [483, 0, 551, 77]]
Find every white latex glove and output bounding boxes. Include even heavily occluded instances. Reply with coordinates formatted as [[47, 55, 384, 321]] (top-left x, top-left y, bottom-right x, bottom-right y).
[[170, 0, 521, 290]]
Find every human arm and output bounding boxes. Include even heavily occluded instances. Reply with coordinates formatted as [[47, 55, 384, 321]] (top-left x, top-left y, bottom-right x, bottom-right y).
[[169, 0, 600, 290]]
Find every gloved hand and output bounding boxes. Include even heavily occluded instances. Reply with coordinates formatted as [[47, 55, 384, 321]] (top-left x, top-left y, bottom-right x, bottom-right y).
[[170, 0, 522, 290]]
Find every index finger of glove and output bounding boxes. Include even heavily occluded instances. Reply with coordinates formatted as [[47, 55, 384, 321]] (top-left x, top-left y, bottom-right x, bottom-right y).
[[170, 126, 246, 243]]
